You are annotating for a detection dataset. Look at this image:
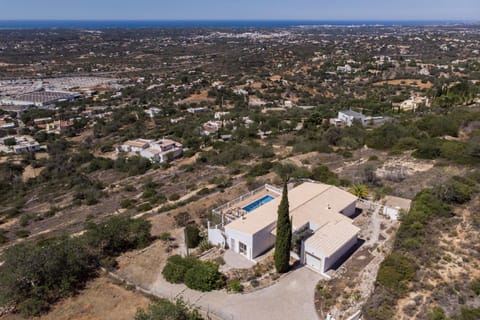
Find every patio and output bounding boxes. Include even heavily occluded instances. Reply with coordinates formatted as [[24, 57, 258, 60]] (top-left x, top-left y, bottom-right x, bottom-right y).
[[211, 184, 281, 225]]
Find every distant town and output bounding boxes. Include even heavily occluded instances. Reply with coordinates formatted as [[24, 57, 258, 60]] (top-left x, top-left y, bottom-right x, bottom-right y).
[[0, 23, 479, 320]]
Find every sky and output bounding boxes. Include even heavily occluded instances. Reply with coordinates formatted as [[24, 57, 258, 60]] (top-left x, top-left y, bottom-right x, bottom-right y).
[[0, 0, 479, 21]]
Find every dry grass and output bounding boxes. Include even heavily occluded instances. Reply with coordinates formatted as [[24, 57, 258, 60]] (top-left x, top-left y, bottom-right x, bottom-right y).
[[1, 277, 150, 320], [373, 79, 433, 89], [177, 90, 214, 104]]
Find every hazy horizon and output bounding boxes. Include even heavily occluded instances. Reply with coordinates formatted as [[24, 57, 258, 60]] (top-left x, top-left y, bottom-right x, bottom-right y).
[[1, 0, 479, 21]]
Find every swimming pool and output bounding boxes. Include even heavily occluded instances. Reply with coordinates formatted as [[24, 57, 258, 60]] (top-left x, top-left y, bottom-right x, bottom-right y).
[[243, 195, 275, 213]]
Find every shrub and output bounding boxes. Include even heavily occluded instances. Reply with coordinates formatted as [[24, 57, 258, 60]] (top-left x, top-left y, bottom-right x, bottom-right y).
[[136, 203, 152, 212], [17, 297, 50, 317], [84, 216, 152, 257], [198, 239, 212, 252], [135, 299, 203, 320], [169, 193, 180, 201], [311, 165, 340, 186], [0, 230, 8, 244], [123, 184, 136, 192], [227, 279, 244, 293], [416, 114, 460, 137], [0, 216, 153, 317], [185, 224, 202, 248], [184, 261, 225, 292], [440, 140, 468, 162], [0, 237, 98, 316], [250, 279, 260, 288], [413, 139, 442, 159], [162, 255, 224, 292], [135, 298, 202, 320], [114, 155, 152, 176], [393, 137, 420, 151], [376, 253, 415, 293], [120, 199, 136, 209], [142, 189, 157, 199], [175, 212, 191, 227], [471, 278, 480, 295], [429, 307, 447, 320], [248, 161, 273, 177], [396, 190, 451, 250], [457, 307, 480, 320], [197, 188, 211, 196], [159, 232, 172, 242], [19, 214, 32, 227], [433, 177, 477, 204], [162, 255, 196, 284], [15, 229, 31, 238], [100, 256, 118, 271], [366, 122, 410, 150]]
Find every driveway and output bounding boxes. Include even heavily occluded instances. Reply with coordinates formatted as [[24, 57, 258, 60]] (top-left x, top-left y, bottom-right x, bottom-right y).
[[150, 266, 322, 320]]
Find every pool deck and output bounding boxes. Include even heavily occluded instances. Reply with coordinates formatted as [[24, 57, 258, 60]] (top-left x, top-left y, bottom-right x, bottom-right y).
[[214, 186, 281, 224]]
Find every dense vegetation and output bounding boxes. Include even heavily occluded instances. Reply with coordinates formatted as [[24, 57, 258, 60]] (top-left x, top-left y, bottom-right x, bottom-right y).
[[185, 224, 202, 249], [363, 174, 480, 320], [135, 299, 203, 320], [0, 216, 152, 317], [162, 255, 225, 292]]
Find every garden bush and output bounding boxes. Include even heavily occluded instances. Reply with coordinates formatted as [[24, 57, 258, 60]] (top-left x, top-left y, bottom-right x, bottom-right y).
[[135, 298, 202, 320], [162, 255, 197, 284], [162, 255, 224, 292], [185, 224, 202, 248], [376, 253, 415, 293], [227, 279, 244, 293], [184, 261, 225, 292]]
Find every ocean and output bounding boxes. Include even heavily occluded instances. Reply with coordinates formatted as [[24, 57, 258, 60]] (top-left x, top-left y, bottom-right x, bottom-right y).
[[0, 20, 471, 30]]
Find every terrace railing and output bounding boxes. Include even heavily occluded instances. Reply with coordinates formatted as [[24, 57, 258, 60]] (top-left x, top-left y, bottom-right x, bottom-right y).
[[211, 184, 281, 221]]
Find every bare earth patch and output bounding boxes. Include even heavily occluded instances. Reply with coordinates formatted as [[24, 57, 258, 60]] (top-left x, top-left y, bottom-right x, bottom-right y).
[[1, 277, 150, 320], [373, 79, 433, 89], [22, 165, 44, 182]]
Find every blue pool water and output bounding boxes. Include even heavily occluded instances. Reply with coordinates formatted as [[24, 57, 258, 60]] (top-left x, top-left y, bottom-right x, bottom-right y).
[[243, 195, 275, 213]]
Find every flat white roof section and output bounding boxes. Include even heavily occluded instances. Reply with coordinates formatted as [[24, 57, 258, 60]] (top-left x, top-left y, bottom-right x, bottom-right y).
[[304, 220, 360, 258], [225, 182, 357, 235]]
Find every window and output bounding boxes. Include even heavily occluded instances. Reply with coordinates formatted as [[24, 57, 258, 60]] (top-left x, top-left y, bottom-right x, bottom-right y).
[[239, 242, 247, 255]]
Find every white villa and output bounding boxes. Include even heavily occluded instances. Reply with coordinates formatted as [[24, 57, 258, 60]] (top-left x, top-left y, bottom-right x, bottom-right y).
[[201, 120, 223, 136], [118, 139, 151, 153], [117, 138, 183, 163], [0, 135, 41, 154], [208, 182, 360, 274], [330, 110, 387, 127], [140, 139, 183, 163], [399, 95, 430, 112]]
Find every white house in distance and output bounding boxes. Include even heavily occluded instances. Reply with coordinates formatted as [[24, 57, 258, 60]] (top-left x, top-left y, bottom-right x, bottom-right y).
[[333, 110, 366, 126], [399, 95, 430, 112], [208, 182, 360, 275], [201, 120, 223, 136], [117, 138, 183, 163], [330, 110, 387, 127], [140, 139, 183, 163], [118, 139, 151, 153], [0, 135, 41, 154]]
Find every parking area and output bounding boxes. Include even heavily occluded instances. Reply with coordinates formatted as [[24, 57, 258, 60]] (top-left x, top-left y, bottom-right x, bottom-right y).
[[150, 266, 323, 320]]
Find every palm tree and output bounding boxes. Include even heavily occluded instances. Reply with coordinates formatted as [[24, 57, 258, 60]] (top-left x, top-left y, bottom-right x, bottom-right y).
[[349, 184, 369, 199]]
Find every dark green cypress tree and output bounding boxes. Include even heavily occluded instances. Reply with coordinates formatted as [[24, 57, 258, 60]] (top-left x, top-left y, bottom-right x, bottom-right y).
[[274, 180, 292, 273]]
